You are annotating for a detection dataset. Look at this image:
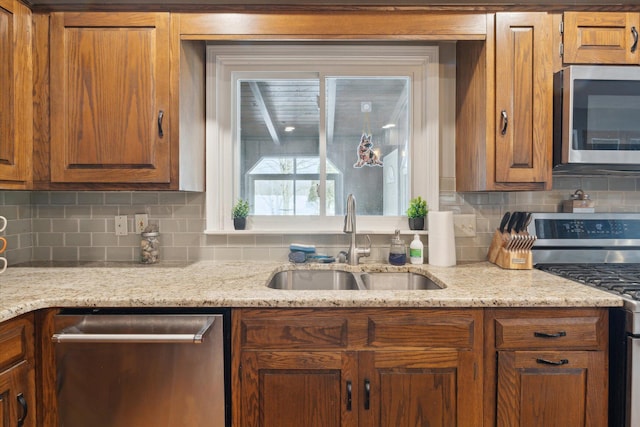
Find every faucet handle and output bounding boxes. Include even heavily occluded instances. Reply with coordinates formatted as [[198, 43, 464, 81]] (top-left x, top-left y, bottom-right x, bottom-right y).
[[359, 234, 372, 258]]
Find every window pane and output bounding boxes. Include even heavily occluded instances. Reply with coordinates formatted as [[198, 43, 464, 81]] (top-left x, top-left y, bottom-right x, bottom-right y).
[[254, 180, 293, 215], [239, 79, 320, 213], [326, 77, 410, 216]]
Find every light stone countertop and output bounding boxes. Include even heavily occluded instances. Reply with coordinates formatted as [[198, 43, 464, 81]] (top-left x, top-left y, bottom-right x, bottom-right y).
[[0, 261, 623, 322]]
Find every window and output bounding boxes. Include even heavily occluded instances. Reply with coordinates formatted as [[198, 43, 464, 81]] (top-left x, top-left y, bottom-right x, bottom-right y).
[[206, 45, 439, 232]]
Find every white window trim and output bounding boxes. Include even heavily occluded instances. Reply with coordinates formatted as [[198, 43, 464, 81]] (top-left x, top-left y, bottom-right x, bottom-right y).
[[205, 45, 439, 233]]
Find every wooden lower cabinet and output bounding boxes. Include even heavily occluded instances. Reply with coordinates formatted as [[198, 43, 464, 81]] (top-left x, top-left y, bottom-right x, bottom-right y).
[[233, 308, 483, 427], [485, 308, 608, 427], [0, 314, 35, 427]]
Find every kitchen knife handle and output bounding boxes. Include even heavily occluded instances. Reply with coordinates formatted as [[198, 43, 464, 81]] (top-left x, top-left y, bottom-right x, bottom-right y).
[[632, 26, 638, 53], [346, 381, 352, 411], [500, 110, 508, 135]]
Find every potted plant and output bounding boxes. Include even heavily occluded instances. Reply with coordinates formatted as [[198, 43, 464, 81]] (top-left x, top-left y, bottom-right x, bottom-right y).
[[406, 196, 428, 230], [232, 199, 250, 230]]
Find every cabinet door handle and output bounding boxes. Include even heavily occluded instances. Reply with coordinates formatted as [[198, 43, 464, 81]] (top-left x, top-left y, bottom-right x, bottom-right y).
[[346, 381, 352, 411], [632, 26, 638, 53], [17, 393, 28, 427], [500, 110, 508, 135], [364, 379, 371, 410], [536, 358, 569, 366], [534, 331, 567, 338], [158, 110, 165, 138]]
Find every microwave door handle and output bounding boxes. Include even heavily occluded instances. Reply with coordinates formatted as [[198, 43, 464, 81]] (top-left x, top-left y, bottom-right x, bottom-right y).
[[632, 26, 638, 53]]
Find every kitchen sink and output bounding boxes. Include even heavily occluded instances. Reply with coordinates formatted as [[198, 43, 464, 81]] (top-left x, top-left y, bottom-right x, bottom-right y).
[[267, 270, 361, 290], [358, 272, 444, 290], [266, 269, 444, 291]]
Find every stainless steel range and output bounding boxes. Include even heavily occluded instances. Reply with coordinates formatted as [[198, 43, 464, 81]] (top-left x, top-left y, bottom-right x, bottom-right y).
[[529, 213, 640, 427]]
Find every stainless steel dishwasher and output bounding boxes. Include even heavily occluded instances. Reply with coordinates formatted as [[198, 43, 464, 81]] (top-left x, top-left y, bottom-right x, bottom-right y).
[[52, 309, 230, 427]]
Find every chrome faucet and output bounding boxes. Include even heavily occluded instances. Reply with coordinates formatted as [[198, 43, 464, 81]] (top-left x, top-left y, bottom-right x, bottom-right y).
[[343, 194, 371, 265]]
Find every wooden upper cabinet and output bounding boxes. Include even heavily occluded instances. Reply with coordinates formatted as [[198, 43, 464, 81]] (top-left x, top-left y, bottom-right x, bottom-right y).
[[456, 12, 553, 191], [494, 12, 553, 187], [0, 0, 32, 189], [49, 12, 171, 184], [563, 12, 640, 64]]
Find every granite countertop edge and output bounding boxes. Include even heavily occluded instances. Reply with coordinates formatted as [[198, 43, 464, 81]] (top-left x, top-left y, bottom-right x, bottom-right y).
[[0, 260, 623, 323]]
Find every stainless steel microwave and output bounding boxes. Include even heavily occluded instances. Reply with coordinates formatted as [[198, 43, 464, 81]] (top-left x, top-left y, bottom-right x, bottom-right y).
[[554, 65, 640, 172]]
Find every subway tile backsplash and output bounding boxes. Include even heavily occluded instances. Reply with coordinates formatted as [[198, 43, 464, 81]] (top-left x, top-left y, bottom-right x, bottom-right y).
[[1, 175, 640, 266]]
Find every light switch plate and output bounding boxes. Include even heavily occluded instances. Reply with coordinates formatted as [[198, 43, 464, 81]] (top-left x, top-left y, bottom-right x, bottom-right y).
[[115, 215, 128, 236], [134, 214, 149, 234], [453, 214, 476, 237]]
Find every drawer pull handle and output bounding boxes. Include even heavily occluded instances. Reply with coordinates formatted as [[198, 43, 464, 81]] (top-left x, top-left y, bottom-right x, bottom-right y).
[[158, 110, 165, 138], [536, 358, 569, 366], [346, 381, 352, 411], [632, 26, 638, 53], [364, 379, 371, 410], [500, 110, 508, 135], [534, 331, 566, 338], [17, 393, 27, 427]]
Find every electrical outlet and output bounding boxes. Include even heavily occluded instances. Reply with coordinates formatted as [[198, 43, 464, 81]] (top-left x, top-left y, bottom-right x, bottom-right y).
[[134, 214, 149, 234], [115, 215, 128, 236], [453, 214, 476, 237]]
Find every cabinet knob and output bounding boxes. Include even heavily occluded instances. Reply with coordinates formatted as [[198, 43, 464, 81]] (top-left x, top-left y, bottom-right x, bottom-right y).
[[632, 26, 638, 53], [534, 331, 567, 338], [536, 358, 569, 366], [346, 381, 352, 411]]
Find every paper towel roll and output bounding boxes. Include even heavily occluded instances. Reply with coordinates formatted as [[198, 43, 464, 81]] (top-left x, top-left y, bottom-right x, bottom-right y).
[[428, 211, 457, 267]]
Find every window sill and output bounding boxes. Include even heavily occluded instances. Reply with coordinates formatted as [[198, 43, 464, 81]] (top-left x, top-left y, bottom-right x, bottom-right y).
[[204, 229, 429, 235]]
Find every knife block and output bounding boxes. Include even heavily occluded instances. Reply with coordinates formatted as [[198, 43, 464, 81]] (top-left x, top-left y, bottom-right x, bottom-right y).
[[487, 230, 533, 270]]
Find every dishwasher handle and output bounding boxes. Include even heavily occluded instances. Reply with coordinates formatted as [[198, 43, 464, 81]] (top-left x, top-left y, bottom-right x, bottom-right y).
[[52, 316, 216, 344]]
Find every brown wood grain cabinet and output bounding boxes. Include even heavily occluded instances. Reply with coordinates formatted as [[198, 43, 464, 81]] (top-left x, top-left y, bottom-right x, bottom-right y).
[[484, 308, 608, 427], [0, 314, 36, 427], [0, 0, 32, 189], [49, 12, 172, 185], [457, 12, 553, 191], [563, 12, 640, 64], [233, 308, 483, 427]]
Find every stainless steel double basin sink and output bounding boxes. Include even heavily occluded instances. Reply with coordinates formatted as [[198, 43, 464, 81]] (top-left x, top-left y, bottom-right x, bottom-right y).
[[267, 269, 444, 291]]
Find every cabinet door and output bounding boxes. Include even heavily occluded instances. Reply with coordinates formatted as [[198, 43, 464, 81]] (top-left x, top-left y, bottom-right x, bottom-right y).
[[0, 362, 33, 427], [0, 0, 31, 188], [494, 12, 553, 187], [240, 350, 358, 427], [50, 12, 170, 184], [359, 349, 481, 427], [564, 12, 640, 64], [496, 350, 607, 427]]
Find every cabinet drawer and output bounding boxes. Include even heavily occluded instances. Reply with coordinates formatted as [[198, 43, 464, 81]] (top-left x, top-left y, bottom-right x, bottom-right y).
[[367, 310, 480, 349], [239, 311, 349, 350], [0, 316, 32, 371], [495, 316, 604, 350]]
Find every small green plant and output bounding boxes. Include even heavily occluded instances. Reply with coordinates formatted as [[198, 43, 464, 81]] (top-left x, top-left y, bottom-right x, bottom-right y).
[[232, 199, 250, 219], [406, 196, 428, 218]]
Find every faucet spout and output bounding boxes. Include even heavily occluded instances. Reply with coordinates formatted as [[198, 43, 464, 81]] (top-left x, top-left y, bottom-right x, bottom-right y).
[[343, 194, 370, 265]]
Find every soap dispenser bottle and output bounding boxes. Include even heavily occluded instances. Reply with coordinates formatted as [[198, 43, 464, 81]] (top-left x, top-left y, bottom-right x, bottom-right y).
[[389, 230, 407, 266], [409, 234, 424, 264]]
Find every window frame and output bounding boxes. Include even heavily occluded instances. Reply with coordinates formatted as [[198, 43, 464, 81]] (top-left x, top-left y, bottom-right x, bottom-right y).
[[205, 44, 439, 233]]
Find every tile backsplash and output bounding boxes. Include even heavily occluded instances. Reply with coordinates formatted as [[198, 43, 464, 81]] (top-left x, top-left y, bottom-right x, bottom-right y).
[[1, 175, 640, 265]]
